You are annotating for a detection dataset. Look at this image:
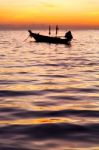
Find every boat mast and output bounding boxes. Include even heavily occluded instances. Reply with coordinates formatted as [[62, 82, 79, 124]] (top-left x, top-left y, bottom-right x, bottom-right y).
[[56, 25, 59, 36], [49, 25, 51, 36]]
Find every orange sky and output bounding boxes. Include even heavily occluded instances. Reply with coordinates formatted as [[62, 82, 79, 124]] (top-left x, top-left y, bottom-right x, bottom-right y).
[[0, 0, 99, 29]]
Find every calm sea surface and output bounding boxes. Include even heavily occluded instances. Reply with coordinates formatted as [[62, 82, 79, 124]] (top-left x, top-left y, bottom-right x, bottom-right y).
[[0, 30, 99, 150]]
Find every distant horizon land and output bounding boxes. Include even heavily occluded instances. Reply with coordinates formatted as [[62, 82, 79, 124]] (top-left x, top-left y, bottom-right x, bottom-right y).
[[0, 24, 99, 30]]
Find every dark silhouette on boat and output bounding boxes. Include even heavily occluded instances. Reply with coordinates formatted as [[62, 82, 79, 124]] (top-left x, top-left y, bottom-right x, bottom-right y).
[[28, 28, 73, 45]]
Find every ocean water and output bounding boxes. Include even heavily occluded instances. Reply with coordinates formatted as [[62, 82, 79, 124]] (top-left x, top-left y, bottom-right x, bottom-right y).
[[0, 29, 99, 150]]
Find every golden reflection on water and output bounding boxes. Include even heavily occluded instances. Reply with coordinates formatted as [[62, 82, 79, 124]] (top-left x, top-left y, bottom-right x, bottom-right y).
[[0, 117, 99, 125], [1, 99, 99, 112]]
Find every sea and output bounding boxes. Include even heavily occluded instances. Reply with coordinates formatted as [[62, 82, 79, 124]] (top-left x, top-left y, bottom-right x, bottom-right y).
[[0, 29, 99, 150]]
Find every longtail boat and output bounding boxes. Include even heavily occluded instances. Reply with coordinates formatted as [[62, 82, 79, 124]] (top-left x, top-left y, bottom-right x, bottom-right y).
[[28, 28, 73, 45]]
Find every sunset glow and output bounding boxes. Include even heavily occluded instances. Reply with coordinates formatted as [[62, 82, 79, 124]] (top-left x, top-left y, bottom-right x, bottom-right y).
[[0, 0, 99, 29]]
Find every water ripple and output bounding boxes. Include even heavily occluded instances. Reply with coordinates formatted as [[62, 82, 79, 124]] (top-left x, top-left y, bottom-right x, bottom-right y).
[[0, 108, 99, 120], [0, 90, 44, 97], [11, 109, 99, 118], [0, 123, 99, 143]]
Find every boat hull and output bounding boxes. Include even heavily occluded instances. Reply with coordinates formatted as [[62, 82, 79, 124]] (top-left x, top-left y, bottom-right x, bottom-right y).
[[28, 31, 71, 45]]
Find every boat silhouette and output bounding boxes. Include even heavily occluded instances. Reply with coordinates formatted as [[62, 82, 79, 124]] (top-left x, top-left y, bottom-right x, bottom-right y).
[[28, 26, 73, 45]]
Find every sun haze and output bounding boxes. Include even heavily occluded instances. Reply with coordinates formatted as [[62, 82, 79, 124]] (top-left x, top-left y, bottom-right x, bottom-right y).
[[0, 0, 99, 29]]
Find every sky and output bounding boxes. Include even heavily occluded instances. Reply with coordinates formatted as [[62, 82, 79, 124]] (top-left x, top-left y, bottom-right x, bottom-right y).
[[0, 0, 99, 29]]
